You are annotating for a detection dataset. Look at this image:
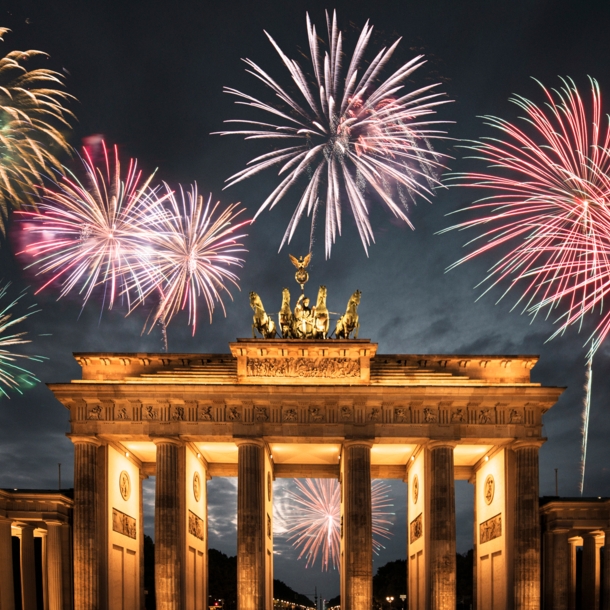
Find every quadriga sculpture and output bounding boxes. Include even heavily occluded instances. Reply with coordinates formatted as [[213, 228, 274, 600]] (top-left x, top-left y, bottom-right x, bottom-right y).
[[250, 292, 276, 338], [278, 288, 294, 338], [335, 290, 361, 339]]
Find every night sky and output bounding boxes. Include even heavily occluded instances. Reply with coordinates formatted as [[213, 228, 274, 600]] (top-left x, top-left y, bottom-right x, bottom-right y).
[[2, 0, 610, 600]]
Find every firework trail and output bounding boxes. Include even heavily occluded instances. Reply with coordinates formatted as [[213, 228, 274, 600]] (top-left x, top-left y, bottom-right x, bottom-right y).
[[17, 143, 160, 311], [128, 183, 249, 337], [0, 283, 43, 398], [441, 77, 610, 494], [217, 11, 452, 257], [0, 28, 74, 235], [278, 478, 394, 571]]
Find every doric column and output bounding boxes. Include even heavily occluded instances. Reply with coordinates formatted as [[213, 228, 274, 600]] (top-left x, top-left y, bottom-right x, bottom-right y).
[[153, 438, 183, 610], [46, 522, 64, 610], [0, 517, 15, 610], [542, 530, 554, 609], [342, 440, 372, 610], [551, 530, 569, 610], [15, 523, 37, 610], [429, 442, 456, 610], [237, 439, 266, 610], [582, 532, 601, 609], [567, 537, 578, 610], [513, 441, 541, 610], [603, 530, 610, 610], [72, 436, 101, 610], [139, 472, 147, 610]]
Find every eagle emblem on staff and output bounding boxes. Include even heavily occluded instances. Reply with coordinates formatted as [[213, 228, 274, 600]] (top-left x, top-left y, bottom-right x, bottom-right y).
[[290, 253, 312, 289]]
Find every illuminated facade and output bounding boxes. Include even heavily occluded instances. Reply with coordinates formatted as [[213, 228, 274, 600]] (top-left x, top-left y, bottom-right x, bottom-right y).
[[48, 339, 563, 610]]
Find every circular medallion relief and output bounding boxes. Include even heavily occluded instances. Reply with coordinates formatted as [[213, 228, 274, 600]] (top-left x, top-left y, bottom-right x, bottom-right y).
[[193, 471, 201, 503], [484, 475, 495, 505], [267, 472, 272, 501], [412, 474, 419, 505], [119, 471, 131, 501]]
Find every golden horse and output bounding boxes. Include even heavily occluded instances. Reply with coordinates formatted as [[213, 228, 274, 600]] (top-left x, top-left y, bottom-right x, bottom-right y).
[[278, 288, 294, 338], [250, 292, 276, 339], [334, 290, 361, 339], [312, 285, 330, 339]]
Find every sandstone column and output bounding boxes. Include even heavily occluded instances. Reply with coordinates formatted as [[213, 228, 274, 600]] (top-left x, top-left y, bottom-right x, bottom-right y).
[[153, 438, 183, 610], [429, 442, 456, 610], [542, 529, 554, 609], [72, 436, 101, 610], [603, 530, 610, 610], [582, 532, 600, 609], [237, 439, 266, 610], [46, 522, 64, 610], [15, 523, 37, 610], [342, 440, 373, 610], [567, 537, 578, 610], [551, 530, 569, 610], [139, 472, 147, 610], [0, 517, 15, 610], [513, 441, 541, 610]]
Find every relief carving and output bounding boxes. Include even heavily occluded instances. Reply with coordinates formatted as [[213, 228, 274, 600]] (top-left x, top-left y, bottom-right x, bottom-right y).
[[88, 405, 102, 420], [394, 407, 409, 423], [509, 409, 523, 423], [116, 407, 129, 420], [188, 510, 205, 541], [451, 409, 465, 423], [199, 406, 213, 421], [309, 407, 325, 422], [254, 406, 269, 422], [480, 514, 502, 544], [246, 357, 360, 378], [227, 407, 242, 422], [410, 513, 423, 543], [369, 408, 380, 422], [479, 408, 493, 424], [172, 407, 184, 421], [340, 406, 353, 421], [112, 508, 136, 539], [145, 406, 158, 420], [423, 408, 437, 423], [283, 408, 298, 422]]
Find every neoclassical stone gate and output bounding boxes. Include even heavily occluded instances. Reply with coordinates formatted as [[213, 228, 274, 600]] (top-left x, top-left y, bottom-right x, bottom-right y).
[[50, 338, 562, 610]]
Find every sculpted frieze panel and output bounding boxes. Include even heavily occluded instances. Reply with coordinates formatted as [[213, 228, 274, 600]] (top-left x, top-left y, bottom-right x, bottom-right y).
[[112, 508, 136, 539], [309, 407, 325, 423], [410, 513, 423, 543], [246, 357, 360, 378], [171, 406, 185, 421], [198, 405, 214, 421], [394, 407, 410, 423], [480, 513, 502, 544], [227, 406, 242, 422], [339, 406, 353, 421], [188, 510, 205, 541], [283, 408, 298, 422]]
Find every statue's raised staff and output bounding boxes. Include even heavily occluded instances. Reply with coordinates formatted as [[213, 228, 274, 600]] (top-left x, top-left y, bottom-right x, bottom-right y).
[[312, 285, 330, 339], [250, 292, 276, 338], [335, 290, 361, 339], [278, 288, 294, 338]]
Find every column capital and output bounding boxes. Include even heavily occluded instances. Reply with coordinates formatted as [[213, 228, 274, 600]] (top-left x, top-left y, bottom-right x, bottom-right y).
[[511, 438, 545, 450], [234, 437, 265, 449], [428, 440, 458, 450], [343, 439, 373, 450], [67, 434, 102, 447], [151, 436, 183, 447]]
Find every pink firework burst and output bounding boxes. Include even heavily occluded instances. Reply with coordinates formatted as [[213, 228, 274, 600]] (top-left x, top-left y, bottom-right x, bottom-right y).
[[217, 11, 452, 257], [282, 478, 394, 571]]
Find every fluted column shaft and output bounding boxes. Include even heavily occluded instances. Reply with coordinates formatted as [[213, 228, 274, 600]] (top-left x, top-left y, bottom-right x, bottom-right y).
[[551, 531, 569, 610], [603, 530, 610, 610], [73, 438, 100, 610], [429, 444, 456, 610], [514, 444, 541, 610], [568, 539, 577, 610], [18, 524, 37, 610], [154, 439, 182, 610], [237, 440, 265, 610], [0, 518, 15, 610], [582, 532, 600, 609], [47, 522, 64, 610], [343, 442, 372, 610]]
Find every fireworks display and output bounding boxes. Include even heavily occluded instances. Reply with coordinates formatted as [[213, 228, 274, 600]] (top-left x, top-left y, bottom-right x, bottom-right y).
[[128, 183, 249, 336], [218, 11, 451, 257], [278, 478, 394, 571], [0, 28, 74, 234], [442, 77, 610, 493], [17, 143, 159, 311], [0, 283, 43, 398]]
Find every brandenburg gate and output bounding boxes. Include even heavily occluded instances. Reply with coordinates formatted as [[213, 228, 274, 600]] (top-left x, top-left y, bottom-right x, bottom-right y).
[[50, 336, 562, 610]]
